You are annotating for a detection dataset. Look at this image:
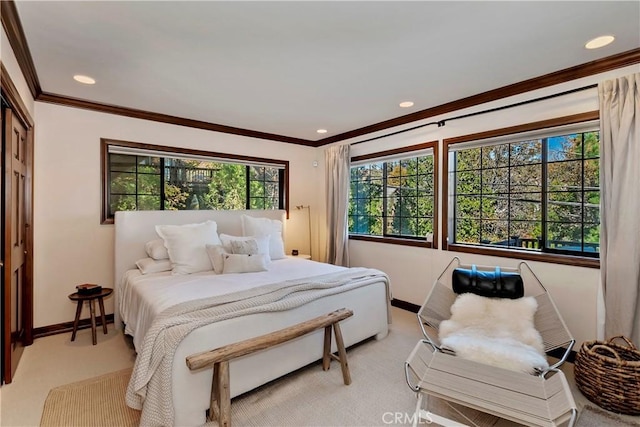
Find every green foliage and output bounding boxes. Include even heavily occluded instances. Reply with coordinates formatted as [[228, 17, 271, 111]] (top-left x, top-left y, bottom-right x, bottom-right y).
[[349, 163, 383, 235], [452, 131, 600, 253], [349, 155, 434, 238], [109, 154, 282, 216], [164, 184, 189, 210], [248, 166, 279, 209], [202, 163, 247, 210], [109, 159, 161, 214]]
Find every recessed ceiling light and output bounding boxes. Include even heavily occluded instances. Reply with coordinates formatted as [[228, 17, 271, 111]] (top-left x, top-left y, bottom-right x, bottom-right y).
[[585, 35, 615, 49], [317, 129, 328, 134], [399, 101, 414, 108], [73, 74, 96, 85]]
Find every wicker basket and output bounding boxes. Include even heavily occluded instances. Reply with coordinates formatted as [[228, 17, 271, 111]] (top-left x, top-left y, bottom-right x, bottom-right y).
[[574, 336, 640, 415]]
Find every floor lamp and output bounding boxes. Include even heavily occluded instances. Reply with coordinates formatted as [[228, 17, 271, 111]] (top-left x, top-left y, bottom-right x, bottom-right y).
[[295, 205, 312, 259]]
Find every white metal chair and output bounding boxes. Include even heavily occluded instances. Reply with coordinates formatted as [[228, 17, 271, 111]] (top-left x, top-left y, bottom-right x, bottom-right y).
[[405, 257, 578, 427]]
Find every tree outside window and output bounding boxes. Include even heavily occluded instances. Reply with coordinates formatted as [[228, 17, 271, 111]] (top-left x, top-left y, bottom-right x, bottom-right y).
[[102, 139, 287, 223], [449, 129, 599, 257], [349, 150, 435, 242]]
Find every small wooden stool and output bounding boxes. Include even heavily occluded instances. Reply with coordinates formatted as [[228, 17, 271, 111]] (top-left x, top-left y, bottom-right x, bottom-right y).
[[68, 287, 113, 345]]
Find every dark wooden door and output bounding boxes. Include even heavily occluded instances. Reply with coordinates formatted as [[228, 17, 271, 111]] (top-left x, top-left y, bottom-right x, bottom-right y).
[[2, 107, 29, 383]]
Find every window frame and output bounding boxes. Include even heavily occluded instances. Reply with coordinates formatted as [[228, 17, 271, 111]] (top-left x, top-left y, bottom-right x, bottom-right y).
[[442, 111, 600, 268], [100, 138, 289, 224], [349, 141, 439, 248]]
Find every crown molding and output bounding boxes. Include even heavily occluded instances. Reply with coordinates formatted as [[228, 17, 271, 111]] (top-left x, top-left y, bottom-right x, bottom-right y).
[[38, 92, 317, 146], [1, 0, 41, 99], [316, 48, 640, 146], [1, 62, 34, 127]]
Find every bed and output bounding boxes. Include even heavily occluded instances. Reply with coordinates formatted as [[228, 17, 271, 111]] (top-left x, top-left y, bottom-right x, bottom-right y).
[[114, 209, 391, 426]]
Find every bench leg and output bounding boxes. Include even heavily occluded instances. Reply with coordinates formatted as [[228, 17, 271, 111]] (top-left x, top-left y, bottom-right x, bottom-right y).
[[208, 361, 231, 427], [322, 325, 332, 371], [208, 363, 220, 422], [71, 301, 83, 341], [332, 322, 351, 385]]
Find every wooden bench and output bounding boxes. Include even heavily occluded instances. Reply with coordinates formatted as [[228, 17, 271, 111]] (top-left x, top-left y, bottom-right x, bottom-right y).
[[186, 308, 354, 427]]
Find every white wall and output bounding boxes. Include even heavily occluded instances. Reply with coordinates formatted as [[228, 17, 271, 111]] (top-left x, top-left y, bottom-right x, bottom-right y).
[[346, 64, 639, 346], [33, 103, 323, 328]]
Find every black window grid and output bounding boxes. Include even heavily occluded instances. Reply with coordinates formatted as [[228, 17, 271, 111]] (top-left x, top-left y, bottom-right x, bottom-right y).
[[349, 155, 434, 240], [451, 131, 599, 257], [108, 154, 284, 214]]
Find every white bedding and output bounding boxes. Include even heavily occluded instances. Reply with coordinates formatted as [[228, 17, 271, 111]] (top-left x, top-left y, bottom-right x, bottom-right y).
[[121, 257, 346, 350], [127, 266, 388, 426]]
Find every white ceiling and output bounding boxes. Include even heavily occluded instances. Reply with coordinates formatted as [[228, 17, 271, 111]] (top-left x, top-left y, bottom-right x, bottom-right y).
[[14, 1, 640, 142]]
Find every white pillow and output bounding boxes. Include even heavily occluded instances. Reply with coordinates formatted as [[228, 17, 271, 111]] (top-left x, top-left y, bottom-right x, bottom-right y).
[[145, 239, 169, 260], [241, 215, 286, 260], [219, 234, 270, 257], [155, 220, 222, 275], [135, 257, 172, 275], [222, 253, 269, 274], [205, 244, 227, 275]]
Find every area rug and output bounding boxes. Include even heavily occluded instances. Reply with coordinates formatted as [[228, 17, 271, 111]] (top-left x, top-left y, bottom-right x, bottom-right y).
[[40, 368, 140, 427], [576, 405, 640, 427]]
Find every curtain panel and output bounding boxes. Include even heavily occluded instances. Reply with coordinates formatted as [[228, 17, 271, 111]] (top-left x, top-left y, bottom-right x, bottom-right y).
[[325, 144, 350, 266], [599, 73, 640, 345]]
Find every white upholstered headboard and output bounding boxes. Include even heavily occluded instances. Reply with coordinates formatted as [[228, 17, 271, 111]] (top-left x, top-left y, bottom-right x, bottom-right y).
[[113, 209, 286, 326]]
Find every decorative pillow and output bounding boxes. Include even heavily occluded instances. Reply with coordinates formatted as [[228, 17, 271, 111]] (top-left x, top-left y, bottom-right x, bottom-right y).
[[439, 293, 548, 374], [222, 253, 269, 274], [219, 233, 270, 257], [135, 257, 172, 275], [205, 244, 227, 275], [155, 220, 222, 275], [240, 215, 286, 260], [145, 239, 169, 260], [230, 239, 259, 255]]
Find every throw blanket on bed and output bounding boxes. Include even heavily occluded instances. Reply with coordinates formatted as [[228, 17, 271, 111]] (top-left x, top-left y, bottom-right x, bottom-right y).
[[126, 267, 389, 426]]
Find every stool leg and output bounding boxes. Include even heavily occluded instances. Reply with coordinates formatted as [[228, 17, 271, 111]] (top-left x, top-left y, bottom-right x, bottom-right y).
[[98, 297, 108, 334], [89, 299, 97, 345], [71, 301, 83, 341]]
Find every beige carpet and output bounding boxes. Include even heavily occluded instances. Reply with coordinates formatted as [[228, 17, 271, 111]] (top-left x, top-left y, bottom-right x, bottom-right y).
[[39, 327, 639, 427], [575, 405, 640, 427]]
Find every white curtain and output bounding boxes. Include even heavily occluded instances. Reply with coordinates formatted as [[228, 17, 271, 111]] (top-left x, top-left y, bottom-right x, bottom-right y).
[[325, 144, 350, 266], [599, 73, 640, 345]]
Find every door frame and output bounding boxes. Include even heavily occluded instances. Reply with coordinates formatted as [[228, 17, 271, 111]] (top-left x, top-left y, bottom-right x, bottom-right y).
[[1, 63, 34, 384]]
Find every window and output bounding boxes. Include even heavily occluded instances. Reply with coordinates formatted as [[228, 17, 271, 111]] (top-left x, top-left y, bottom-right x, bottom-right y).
[[444, 113, 600, 264], [348, 142, 438, 247], [101, 139, 288, 224]]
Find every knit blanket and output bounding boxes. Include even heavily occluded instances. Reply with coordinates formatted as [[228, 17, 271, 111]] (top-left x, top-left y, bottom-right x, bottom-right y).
[[125, 267, 389, 426]]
